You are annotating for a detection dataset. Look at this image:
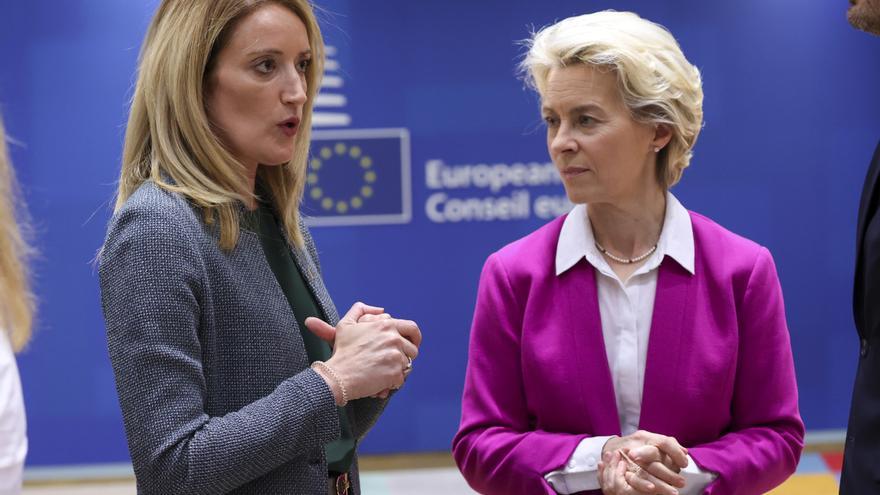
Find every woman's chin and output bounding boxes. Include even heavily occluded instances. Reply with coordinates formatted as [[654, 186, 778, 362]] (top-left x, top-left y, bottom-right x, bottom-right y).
[[563, 189, 597, 205], [260, 156, 293, 168]]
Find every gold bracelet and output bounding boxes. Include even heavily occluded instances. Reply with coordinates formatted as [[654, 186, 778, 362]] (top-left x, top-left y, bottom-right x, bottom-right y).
[[311, 361, 348, 406]]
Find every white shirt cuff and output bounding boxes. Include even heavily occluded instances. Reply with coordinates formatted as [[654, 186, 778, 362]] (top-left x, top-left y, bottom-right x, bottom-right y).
[[544, 436, 614, 494], [679, 454, 717, 495], [544, 442, 717, 495]]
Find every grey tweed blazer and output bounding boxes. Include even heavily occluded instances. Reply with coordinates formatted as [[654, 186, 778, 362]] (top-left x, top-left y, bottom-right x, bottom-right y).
[[99, 181, 387, 494]]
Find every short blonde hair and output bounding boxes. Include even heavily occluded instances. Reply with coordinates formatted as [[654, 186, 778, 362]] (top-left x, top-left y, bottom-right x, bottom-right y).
[[117, 0, 325, 249], [520, 11, 703, 187], [0, 113, 35, 352]]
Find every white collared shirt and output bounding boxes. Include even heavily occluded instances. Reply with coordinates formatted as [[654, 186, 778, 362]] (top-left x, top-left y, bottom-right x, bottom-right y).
[[0, 330, 26, 495], [545, 192, 715, 494]]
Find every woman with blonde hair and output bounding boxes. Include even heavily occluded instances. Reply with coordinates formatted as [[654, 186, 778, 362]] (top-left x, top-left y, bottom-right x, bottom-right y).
[[453, 11, 803, 495], [99, 1, 421, 494], [0, 112, 35, 494]]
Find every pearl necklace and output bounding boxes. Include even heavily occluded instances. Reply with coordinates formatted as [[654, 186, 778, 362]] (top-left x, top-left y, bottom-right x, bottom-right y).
[[594, 241, 658, 264]]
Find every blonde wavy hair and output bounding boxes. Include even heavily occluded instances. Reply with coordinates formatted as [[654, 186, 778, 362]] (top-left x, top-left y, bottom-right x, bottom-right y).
[[520, 11, 704, 188], [0, 113, 35, 352], [117, 0, 325, 249]]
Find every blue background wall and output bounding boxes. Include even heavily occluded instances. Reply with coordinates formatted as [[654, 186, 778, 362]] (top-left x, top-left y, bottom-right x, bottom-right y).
[[1, 0, 878, 467]]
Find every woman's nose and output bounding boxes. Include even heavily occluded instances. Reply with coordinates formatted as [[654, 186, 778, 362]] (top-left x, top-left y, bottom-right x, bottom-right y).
[[281, 71, 307, 106], [549, 126, 577, 155]]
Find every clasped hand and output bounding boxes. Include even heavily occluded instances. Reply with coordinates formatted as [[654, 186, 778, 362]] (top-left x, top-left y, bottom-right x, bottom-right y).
[[598, 430, 689, 495], [305, 302, 422, 402]]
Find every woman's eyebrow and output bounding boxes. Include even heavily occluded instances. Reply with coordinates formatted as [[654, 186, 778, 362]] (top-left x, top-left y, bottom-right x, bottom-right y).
[[245, 48, 312, 57]]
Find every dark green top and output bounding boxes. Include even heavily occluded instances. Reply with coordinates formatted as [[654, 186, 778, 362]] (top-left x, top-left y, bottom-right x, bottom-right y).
[[244, 202, 355, 475]]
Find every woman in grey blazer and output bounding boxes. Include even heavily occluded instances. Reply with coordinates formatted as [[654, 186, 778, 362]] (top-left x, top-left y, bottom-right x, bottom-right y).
[[98, 1, 421, 494]]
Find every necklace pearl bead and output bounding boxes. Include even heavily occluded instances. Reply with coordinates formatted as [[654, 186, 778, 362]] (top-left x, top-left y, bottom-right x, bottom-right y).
[[595, 241, 658, 264]]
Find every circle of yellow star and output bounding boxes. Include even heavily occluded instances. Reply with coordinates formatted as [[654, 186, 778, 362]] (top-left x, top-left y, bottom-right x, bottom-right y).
[[306, 142, 378, 214]]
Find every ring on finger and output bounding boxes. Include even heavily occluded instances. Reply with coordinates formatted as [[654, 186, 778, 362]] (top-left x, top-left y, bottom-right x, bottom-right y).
[[619, 450, 643, 475]]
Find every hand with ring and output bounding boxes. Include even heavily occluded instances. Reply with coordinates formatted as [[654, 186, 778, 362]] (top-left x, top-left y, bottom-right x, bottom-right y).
[[360, 313, 417, 398], [304, 303, 422, 404], [597, 430, 688, 495]]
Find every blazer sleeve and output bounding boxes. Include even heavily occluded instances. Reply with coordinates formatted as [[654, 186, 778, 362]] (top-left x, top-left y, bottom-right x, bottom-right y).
[[688, 247, 805, 495], [452, 253, 589, 495], [100, 202, 341, 495], [299, 221, 390, 441]]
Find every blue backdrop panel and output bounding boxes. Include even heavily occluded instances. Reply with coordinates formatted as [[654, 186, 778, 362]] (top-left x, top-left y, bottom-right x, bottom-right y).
[[1, 0, 878, 466]]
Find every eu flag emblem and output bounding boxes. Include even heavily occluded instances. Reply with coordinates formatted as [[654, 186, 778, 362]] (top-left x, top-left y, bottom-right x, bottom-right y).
[[303, 128, 411, 226]]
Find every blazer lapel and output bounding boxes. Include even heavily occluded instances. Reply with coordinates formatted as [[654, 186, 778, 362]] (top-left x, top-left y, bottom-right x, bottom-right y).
[[561, 261, 621, 436], [854, 140, 880, 336], [639, 258, 694, 434], [856, 140, 880, 260], [292, 243, 340, 325], [275, 218, 341, 327]]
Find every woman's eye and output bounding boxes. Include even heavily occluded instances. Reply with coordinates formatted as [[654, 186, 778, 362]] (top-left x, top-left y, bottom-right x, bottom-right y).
[[296, 58, 311, 73], [255, 59, 276, 74], [578, 115, 595, 126], [543, 116, 559, 127]]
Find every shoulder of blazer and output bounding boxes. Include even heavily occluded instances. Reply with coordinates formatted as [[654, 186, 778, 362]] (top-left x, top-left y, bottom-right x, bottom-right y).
[[486, 214, 567, 287], [113, 181, 220, 244], [688, 210, 773, 295], [123, 181, 202, 225], [689, 210, 763, 257], [100, 181, 209, 268]]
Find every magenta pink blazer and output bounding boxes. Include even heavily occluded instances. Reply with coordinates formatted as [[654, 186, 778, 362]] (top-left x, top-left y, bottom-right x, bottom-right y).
[[452, 211, 804, 495]]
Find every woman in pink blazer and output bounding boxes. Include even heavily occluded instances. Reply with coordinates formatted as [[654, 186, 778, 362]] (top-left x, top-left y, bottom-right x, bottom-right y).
[[452, 11, 804, 495]]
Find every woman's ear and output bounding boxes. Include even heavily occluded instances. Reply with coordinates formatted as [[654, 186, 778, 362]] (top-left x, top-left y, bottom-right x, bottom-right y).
[[651, 123, 673, 152]]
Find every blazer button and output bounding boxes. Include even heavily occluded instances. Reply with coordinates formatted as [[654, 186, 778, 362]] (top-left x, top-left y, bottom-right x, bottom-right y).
[[860, 339, 869, 358]]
